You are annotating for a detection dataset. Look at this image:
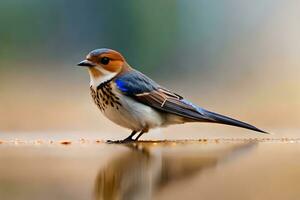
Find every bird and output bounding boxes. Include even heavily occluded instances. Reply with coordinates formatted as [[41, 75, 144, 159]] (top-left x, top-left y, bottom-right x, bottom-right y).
[[77, 48, 267, 143]]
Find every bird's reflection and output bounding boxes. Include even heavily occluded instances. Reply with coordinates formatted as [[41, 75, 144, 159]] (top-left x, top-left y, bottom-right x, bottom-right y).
[[94, 141, 256, 200]]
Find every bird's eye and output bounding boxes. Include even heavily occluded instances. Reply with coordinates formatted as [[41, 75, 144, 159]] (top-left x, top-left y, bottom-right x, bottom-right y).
[[100, 57, 110, 65]]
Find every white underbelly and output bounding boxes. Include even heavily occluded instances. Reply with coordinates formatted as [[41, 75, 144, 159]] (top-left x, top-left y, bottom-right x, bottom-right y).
[[102, 95, 164, 131]]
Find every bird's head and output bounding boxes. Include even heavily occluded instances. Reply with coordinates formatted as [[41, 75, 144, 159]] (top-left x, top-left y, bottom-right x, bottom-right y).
[[77, 48, 128, 87]]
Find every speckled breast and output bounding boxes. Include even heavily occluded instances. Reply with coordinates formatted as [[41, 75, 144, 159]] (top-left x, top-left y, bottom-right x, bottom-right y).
[[90, 81, 122, 112]]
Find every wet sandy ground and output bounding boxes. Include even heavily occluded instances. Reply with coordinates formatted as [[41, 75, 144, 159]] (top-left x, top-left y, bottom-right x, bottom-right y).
[[0, 137, 300, 200]]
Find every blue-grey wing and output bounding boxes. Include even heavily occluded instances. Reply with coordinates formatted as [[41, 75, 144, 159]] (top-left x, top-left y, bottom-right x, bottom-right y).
[[114, 70, 267, 133], [114, 70, 210, 121]]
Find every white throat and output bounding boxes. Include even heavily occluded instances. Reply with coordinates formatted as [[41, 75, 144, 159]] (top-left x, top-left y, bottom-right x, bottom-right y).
[[88, 67, 117, 90]]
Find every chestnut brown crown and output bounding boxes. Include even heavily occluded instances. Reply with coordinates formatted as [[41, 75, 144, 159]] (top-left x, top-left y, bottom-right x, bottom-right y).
[[77, 48, 126, 73]]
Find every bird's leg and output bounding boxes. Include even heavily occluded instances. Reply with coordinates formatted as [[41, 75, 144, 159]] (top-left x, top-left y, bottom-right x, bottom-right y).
[[106, 131, 137, 144], [134, 131, 145, 141], [122, 130, 137, 142]]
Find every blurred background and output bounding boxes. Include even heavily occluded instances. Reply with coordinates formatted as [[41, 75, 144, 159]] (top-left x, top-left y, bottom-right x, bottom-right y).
[[0, 0, 299, 138]]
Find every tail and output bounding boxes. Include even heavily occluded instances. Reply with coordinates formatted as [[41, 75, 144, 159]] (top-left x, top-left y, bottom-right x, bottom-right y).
[[202, 109, 268, 134]]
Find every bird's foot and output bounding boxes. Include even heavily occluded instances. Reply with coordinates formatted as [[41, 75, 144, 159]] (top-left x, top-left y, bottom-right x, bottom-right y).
[[106, 138, 135, 144]]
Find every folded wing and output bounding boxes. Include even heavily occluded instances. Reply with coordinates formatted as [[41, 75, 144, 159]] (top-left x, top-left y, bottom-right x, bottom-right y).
[[114, 70, 267, 133], [115, 70, 211, 121]]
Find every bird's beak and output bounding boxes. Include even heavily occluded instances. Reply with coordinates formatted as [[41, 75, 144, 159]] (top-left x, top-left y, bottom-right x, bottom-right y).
[[77, 60, 96, 67]]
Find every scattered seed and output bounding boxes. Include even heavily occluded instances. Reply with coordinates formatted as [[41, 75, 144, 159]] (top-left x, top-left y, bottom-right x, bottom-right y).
[[60, 141, 72, 145]]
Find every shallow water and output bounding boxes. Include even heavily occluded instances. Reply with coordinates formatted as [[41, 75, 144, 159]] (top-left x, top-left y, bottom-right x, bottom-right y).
[[0, 140, 299, 200]]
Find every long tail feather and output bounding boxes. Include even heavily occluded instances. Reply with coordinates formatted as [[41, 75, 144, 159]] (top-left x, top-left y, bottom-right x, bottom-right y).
[[203, 110, 268, 134]]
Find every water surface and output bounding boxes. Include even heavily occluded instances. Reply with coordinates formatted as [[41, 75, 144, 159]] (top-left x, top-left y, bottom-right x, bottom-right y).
[[0, 140, 299, 200]]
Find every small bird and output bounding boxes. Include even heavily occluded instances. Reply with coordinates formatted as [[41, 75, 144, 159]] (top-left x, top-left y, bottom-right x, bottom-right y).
[[78, 48, 267, 143]]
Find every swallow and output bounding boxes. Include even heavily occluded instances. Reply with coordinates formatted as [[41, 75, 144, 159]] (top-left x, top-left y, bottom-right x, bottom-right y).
[[77, 48, 267, 143]]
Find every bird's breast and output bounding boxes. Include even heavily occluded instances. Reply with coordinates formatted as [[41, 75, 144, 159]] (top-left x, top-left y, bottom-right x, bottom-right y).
[[90, 81, 122, 112], [90, 81, 165, 131]]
